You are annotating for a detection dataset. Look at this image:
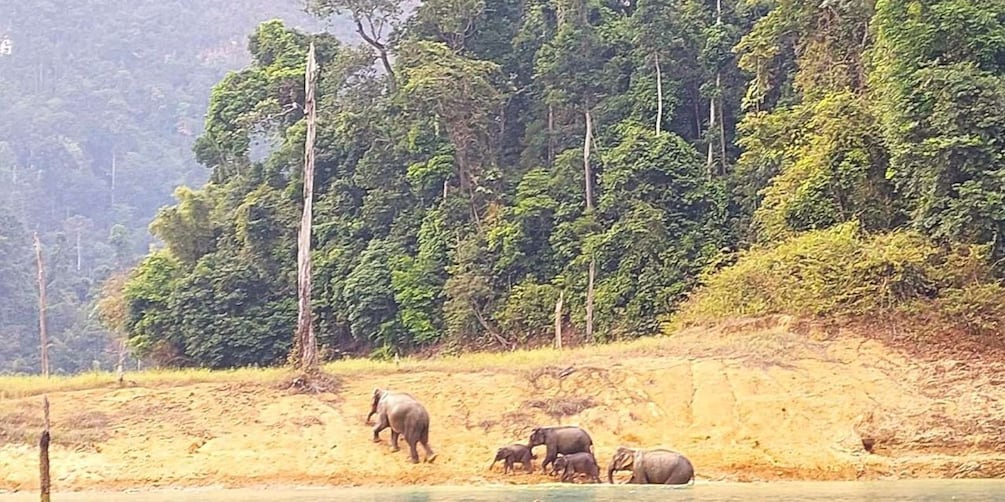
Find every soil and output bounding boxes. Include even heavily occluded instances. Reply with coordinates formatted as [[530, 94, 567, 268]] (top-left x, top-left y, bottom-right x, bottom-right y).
[[2, 316, 1004, 492]]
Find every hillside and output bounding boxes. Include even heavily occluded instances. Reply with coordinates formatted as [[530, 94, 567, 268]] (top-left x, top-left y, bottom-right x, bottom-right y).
[[0, 0, 325, 374], [2, 318, 1004, 492]]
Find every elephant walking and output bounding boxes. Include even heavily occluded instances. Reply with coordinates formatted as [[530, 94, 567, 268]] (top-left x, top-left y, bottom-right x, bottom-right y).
[[528, 425, 594, 474], [367, 388, 437, 464], [607, 446, 694, 484], [489, 444, 536, 474], [552, 452, 602, 483]]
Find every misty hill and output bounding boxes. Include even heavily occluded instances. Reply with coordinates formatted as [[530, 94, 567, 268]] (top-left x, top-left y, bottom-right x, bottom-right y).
[[0, 0, 341, 373]]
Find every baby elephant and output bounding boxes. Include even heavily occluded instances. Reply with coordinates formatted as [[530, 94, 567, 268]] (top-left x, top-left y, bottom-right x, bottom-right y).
[[552, 452, 601, 483], [489, 444, 537, 474]]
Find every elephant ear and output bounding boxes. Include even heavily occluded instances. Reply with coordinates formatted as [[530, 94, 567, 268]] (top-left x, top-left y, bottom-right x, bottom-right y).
[[633, 449, 645, 468]]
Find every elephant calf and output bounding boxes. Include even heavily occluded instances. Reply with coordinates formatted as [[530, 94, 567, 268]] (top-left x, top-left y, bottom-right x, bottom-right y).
[[607, 446, 694, 484], [528, 425, 594, 474], [367, 388, 437, 464], [552, 452, 601, 483], [489, 444, 536, 474]]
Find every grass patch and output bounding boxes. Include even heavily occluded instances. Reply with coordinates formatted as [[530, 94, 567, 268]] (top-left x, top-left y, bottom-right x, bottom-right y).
[[0, 409, 111, 447], [0, 367, 289, 400], [669, 222, 1005, 338], [0, 336, 679, 398]]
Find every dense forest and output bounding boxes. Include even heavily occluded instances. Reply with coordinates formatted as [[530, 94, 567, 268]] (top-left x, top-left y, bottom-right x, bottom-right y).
[[115, 0, 1005, 369], [0, 0, 321, 373], [12, 0, 1005, 372]]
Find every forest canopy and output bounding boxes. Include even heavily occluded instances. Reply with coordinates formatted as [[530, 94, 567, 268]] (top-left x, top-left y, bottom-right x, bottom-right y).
[[104, 0, 1005, 369]]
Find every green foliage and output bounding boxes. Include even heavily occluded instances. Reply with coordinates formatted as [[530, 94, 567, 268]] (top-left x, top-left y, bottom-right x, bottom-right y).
[[751, 92, 898, 241], [591, 123, 728, 337], [672, 221, 1005, 337], [871, 0, 1005, 258], [103, 0, 1005, 370]]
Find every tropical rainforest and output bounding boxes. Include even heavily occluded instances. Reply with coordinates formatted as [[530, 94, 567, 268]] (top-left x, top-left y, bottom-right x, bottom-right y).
[[5, 0, 1005, 372]]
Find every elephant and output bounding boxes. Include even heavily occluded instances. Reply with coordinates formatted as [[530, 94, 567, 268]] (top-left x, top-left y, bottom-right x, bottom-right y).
[[528, 425, 594, 474], [552, 452, 602, 483], [366, 388, 437, 464], [489, 444, 536, 474], [607, 446, 694, 485]]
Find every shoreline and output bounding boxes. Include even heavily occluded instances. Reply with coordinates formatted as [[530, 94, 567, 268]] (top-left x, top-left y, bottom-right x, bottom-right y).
[[3, 318, 1004, 493]]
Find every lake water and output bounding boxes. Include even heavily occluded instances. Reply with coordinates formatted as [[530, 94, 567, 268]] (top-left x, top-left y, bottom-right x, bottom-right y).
[[2, 480, 1005, 501]]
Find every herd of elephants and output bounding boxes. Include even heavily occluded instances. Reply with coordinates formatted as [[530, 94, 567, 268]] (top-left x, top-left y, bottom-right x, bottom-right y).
[[367, 388, 696, 485]]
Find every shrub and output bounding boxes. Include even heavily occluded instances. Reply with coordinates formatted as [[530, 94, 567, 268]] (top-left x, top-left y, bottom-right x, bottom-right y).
[[670, 221, 1005, 336]]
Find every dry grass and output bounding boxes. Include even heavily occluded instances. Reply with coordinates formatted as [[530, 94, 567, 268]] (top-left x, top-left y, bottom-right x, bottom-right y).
[[0, 367, 290, 400], [0, 336, 677, 399]]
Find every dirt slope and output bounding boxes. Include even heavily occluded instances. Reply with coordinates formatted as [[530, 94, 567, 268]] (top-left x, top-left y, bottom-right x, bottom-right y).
[[2, 317, 1004, 491]]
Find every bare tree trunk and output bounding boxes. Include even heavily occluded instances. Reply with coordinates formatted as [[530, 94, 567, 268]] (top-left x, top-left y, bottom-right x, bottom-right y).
[[40, 395, 51, 502], [116, 339, 126, 386], [583, 109, 594, 212], [706, 96, 716, 173], [554, 291, 564, 350], [655, 53, 663, 136], [355, 20, 397, 93], [33, 233, 49, 378], [586, 258, 595, 341], [718, 74, 726, 173], [548, 104, 555, 166], [708, 0, 724, 175], [295, 43, 319, 373], [583, 108, 596, 341]]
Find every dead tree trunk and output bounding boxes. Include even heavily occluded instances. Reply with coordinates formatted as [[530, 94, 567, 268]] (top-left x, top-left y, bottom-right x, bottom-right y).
[[33, 233, 49, 378], [718, 72, 727, 173], [583, 108, 596, 341], [295, 42, 320, 373], [708, 0, 724, 175], [554, 291, 564, 349], [548, 104, 555, 166], [706, 94, 716, 173], [355, 19, 397, 93], [583, 109, 594, 212], [39, 395, 51, 502], [655, 53, 663, 136]]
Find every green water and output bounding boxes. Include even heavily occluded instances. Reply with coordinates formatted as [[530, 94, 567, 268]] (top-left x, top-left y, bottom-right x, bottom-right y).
[[2, 480, 1005, 501]]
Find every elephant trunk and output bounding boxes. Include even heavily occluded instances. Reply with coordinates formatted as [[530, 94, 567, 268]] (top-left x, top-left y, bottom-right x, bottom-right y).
[[489, 459, 497, 470], [365, 410, 375, 424], [607, 460, 617, 484]]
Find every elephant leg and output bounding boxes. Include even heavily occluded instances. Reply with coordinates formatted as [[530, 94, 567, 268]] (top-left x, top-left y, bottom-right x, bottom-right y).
[[390, 430, 400, 452], [407, 437, 420, 464], [542, 445, 557, 473], [372, 415, 389, 443], [420, 439, 436, 463], [504, 458, 513, 474]]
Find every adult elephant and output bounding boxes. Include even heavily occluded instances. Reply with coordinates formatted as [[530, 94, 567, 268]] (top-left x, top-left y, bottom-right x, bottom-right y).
[[528, 425, 594, 474], [607, 446, 694, 484], [367, 388, 437, 463]]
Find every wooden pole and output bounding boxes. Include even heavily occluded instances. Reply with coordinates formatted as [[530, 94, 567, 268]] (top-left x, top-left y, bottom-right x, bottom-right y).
[[39, 395, 51, 502], [33, 232, 49, 378], [583, 108, 595, 341], [295, 42, 320, 373], [586, 258, 595, 340]]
